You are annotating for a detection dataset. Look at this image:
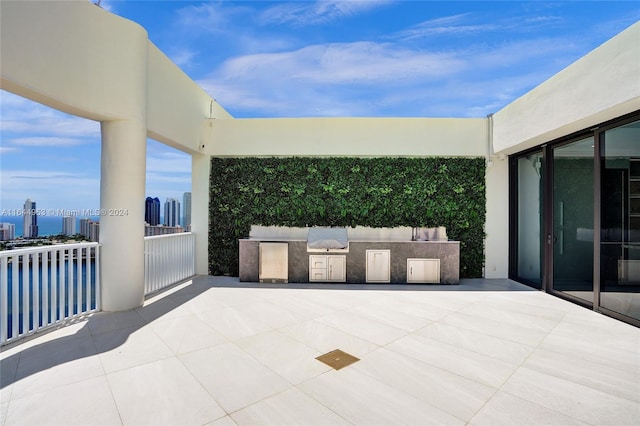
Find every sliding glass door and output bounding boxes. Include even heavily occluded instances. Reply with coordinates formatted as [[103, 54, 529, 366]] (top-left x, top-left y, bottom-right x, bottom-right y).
[[514, 151, 544, 288], [600, 120, 640, 322], [510, 113, 639, 325], [551, 137, 594, 304]]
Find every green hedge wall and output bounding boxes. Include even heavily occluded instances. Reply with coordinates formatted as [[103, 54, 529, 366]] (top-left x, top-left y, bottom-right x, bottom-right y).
[[209, 157, 486, 278]]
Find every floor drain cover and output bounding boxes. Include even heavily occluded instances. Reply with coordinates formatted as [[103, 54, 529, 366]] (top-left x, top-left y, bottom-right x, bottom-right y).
[[316, 349, 360, 370]]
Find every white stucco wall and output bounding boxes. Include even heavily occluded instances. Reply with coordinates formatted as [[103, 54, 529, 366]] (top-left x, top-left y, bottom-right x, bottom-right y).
[[484, 158, 509, 278], [492, 21, 640, 155], [208, 117, 487, 157], [0, 1, 148, 122], [147, 44, 232, 155]]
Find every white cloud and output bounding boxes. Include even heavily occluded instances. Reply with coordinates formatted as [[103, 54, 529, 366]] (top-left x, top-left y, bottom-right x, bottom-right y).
[[0, 169, 100, 211], [8, 137, 87, 147], [1, 91, 99, 138], [394, 14, 498, 40], [199, 33, 579, 118], [167, 48, 198, 69], [176, 2, 250, 34], [215, 42, 464, 84], [259, 1, 391, 26], [146, 151, 191, 174], [0, 146, 18, 154]]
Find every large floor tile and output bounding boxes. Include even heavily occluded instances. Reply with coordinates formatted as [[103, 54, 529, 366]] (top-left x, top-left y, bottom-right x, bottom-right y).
[[11, 352, 104, 400], [108, 357, 226, 425], [262, 293, 336, 320], [1, 391, 10, 425], [369, 296, 455, 321], [400, 291, 484, 312], [352, 302, 433, 332], [299, 367, 464, 425], [135, 295, 199, 324], [353, 347, 495, 422], [458, 299, 561, 332], [280, 319, 379, 357], [551, 312, 640, 354], [87, 309, 147, 335], [94, 326, 174, 373], [151, 314, 227, 355], [231, 387, 350, 425], [4, 376, 121, 426], [416, 322, 534, 365], [523, 347, 640, 402], [179, 342, 291, 413], [316, 310, 408, 346], [386, 334, 518, 388], [9, 331, 104, 399], [235, 300, 305, 329], [235, 330, 330, 384], [501, 367, 640, 426], [539, 330, 640, 374], [205, 416, 238, 426], [440, 311, 550, 346], [202, 287, 266, 307], [470, 391, 588, 426], [197, 305, 273, 340], [486, 293, 569, 322]]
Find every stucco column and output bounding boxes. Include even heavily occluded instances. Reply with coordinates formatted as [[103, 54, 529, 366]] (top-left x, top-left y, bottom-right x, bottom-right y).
[[192, 153, 210, 275], [100, 119, 146, 311]]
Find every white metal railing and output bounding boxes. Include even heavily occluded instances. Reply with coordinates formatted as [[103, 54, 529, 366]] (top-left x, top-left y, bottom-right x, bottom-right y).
[[0, 242, 100, 346], [144, 232, 195, 295]]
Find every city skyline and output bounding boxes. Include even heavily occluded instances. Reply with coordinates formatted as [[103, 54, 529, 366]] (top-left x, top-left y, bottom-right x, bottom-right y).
[[1, 193, 192, 239], [1, 1, 639, 212]]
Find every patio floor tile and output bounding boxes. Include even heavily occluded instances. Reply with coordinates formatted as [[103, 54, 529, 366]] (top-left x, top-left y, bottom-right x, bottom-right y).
[[1, 276, 639, 426]]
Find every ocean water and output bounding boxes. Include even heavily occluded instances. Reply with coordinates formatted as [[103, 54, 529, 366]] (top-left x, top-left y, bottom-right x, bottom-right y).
[[0, 216, 99, 238]]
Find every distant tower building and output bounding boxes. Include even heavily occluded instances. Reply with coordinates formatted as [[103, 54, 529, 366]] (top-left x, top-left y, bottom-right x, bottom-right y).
[[0, 223, 15, 241], [88, 221, 100, 242], [182, 192, 191, 227], [62, 216, 76, 236], [23, 199, 38, 238], [80, 218, 99, 242], [145, 196, 161, 226], [164, 198, 180, 227]]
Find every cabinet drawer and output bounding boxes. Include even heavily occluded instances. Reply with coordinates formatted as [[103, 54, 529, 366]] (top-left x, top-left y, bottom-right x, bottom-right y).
[[310, 268, 327, 281], [309, 256, 327, 269]]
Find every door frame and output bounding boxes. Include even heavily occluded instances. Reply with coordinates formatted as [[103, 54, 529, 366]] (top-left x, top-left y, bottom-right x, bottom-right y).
[[509, 110, 640, 326]]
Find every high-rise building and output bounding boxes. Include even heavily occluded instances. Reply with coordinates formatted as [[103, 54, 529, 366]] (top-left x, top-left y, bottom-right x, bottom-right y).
[[145, 196, 161, 226], [80, 218, 91, 238], [182, 192, 191, 227], [88, 221, 100, 242], [23, 199, 38, 238], [62, 216, 76, 236], [0, 223, 15, 241], [164, 198, 180, 227], [80, 218, 99, 241]]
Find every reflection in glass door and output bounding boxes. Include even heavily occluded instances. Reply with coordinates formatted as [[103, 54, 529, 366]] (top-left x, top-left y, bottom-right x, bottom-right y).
[[515, 152, 544, 288], [551, 137, 594, 303], [600, 120, 640, 322]]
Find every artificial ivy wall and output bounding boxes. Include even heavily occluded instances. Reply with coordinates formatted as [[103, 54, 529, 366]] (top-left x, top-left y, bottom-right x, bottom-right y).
[[209, 157, 486, 278]]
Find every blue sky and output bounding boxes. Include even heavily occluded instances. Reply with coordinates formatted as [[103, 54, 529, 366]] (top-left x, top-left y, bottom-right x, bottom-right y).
[[1, 1, 639, 213]]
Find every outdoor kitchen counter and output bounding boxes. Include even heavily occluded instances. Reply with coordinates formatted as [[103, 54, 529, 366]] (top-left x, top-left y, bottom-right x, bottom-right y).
[[239, 238, 460, 284]]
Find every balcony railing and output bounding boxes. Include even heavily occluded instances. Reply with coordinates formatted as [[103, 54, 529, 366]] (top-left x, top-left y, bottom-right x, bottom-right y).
[[0, 242, 100, 346], [144, 232, 195, 295]]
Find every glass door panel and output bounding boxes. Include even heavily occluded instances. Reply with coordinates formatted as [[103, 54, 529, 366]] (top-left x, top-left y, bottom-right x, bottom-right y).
[[601, 120, 640, 321], [516, 152, 544, 288], [552, 138, 594, 303]]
